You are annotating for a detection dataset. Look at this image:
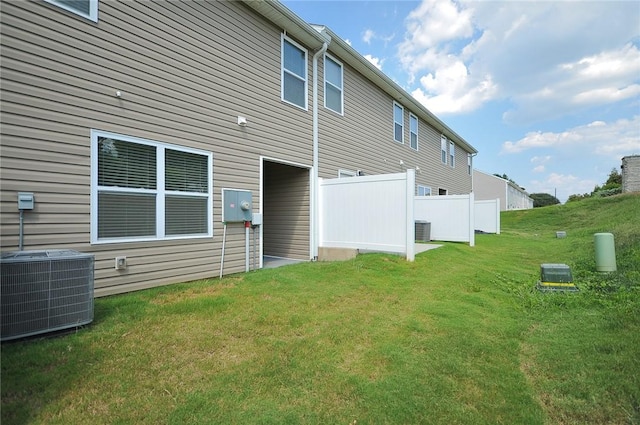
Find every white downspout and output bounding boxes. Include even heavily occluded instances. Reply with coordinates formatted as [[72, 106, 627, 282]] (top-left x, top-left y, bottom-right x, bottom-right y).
[[311, 41, 328, 260]]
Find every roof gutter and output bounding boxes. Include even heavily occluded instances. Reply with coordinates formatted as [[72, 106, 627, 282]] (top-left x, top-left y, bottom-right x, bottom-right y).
[[241, 0, 330, 47]]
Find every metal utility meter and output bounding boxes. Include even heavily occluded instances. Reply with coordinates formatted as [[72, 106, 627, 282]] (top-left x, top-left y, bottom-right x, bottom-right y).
[[18, 192, 34, 210], [222, 189, 252, 222]]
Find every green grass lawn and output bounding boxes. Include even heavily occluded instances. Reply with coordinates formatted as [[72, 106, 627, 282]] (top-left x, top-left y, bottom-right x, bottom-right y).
[[2, 194, 639, 424]]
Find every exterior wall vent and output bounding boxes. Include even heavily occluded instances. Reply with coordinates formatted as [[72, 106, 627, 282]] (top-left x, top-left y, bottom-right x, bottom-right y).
[[1, 250, 94, 341]]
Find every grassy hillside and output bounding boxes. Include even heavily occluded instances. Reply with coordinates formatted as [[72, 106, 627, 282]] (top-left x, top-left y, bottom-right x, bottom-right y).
[[2, 194, 638, 425]]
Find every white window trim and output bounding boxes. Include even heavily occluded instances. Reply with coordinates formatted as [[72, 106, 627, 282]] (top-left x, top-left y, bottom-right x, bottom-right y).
[[417, 185, 431, 196], [409, 113, 418, 151], [324, 53, 344, 115], [281, 34, 308, 110], [90, 130, 213, 244], [45, 0, 98, 22], [441, 135, 447, 165], [393, 101, 404, 144], [450, 141, 455, 168]]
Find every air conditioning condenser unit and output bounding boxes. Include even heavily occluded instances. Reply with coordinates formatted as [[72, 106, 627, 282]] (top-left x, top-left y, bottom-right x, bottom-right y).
[[1, 250, 94, 341]]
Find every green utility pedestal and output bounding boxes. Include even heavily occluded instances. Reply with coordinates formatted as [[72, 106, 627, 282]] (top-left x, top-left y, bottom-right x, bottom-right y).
[[594, 233, 616, 272]]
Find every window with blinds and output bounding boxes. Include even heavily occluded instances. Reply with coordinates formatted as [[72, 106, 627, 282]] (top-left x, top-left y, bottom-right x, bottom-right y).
[[393, 102, 404, 143], [409, 114, 418, 151], [92, 132, 212, 243]]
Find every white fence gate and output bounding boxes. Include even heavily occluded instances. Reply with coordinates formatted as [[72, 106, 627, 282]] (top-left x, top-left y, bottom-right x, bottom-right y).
[[414, 193, 475, 246], [319, 170, 415, 260], [475, 199, 500, 234]]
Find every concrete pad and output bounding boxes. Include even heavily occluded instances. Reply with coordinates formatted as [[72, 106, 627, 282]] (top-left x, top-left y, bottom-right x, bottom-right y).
[[263, 256, 305, 269], [415, 243, 443, 255], [318, 247, 359, 261]]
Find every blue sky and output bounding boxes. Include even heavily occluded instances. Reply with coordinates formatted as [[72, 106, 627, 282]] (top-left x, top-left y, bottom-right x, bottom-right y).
[[282, 0, 640, 202]]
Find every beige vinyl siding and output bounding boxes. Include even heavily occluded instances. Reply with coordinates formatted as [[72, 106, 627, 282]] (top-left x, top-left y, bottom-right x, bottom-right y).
[[317, 57, 473, 194], [0, 0, 314, 296], [474, 170, 508, 211], [263, 162, 310, 260]]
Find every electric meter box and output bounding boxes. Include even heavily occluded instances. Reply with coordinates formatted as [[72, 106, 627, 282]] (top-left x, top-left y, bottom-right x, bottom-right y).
[[18, 192, 34, 210], [222, 189, 252, 222]]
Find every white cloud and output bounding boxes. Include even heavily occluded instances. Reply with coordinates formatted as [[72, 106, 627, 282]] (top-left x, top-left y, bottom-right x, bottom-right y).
[[363, 29, 375, 44], [530, 155, 551, 173], [505, 43, 640, 123], [531, 155, 551, 164], [529, 173, 598, 202], [398, 0, 640, 120], [411, 62, 496, 114], [402, 0, 473, 51], [502, 116, 640, 159], [364, 54, 383, 70]]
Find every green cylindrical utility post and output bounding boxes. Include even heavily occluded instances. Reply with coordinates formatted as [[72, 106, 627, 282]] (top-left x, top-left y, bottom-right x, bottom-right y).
[[594, 233, 616, 272]]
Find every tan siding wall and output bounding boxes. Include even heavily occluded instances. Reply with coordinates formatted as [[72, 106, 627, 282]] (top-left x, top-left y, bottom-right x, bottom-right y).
[[473, 171, 507, 211], [263, 162, 310, 260], [317, 56, 473, 194], [0, 0, 315, 296]]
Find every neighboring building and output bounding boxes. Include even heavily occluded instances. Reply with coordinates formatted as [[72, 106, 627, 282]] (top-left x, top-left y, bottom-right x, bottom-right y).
[[473, 170, 533, 211], [0, 0, 477, 296], [621, 155, 640, 193]]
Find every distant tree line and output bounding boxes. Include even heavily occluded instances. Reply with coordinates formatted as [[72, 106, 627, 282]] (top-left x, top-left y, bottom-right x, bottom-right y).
[[493, 168, 622, 208], [529, 193, 560, 207], [567, 168, 622, 203]]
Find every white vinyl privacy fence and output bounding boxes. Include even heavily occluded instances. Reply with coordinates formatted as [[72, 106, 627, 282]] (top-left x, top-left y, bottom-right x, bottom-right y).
[[415, 193, 476, 246], [318, 171, 496, 260], [319, 170, 415, 260], [475, 199, 501, 234]]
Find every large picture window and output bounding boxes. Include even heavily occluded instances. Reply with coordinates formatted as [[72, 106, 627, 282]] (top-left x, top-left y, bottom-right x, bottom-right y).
[[91, 131, 212, 243], [324, 54, 343, 114], [45, 0, 98, 21], [282, 35, 308, 109]]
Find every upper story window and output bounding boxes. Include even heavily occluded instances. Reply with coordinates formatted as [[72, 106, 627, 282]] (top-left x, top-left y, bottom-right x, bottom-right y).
[[417, 185, 431, 196], [441, 135, 447, 164], [393, 102, 404, 143], [45, 0, 98, 22], [450, 141, 455, 167], [324, 54, 343, 115], [91, 131, 213, 244], [282, 35, 308, 110], [468, 154, 472, 175], [409, 114, 418, 150]]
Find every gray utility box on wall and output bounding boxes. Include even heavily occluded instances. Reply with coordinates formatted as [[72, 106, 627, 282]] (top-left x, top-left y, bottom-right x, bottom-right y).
[[415, 221, 431, 242], [222, 189, 252, 222]]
